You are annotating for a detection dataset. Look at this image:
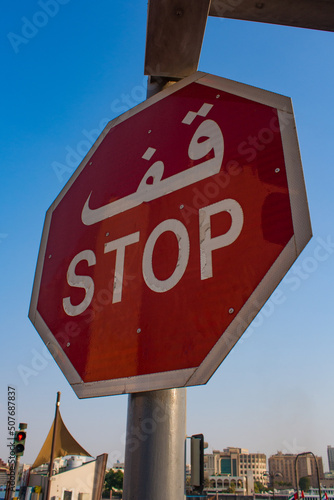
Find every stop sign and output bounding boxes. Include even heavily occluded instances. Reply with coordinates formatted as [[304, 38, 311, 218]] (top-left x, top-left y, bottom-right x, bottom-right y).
[[29, 72, 311, 397]]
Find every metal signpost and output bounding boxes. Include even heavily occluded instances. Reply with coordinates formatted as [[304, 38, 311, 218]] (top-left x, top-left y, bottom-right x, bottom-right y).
[[144, 0, 334, 81], [123, 388, 186, 499]]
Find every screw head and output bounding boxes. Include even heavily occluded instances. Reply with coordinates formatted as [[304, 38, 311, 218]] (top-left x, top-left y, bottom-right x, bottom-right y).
[[180, 204, 184, 209], [66, 342, 70, 347], [275, 168, 280, 173], [229, 308, 234, 314], [137, 328, 141, 334]]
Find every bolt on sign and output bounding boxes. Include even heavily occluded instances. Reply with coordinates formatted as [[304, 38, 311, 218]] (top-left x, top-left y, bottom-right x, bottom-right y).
[[29, 72, 311, 398]]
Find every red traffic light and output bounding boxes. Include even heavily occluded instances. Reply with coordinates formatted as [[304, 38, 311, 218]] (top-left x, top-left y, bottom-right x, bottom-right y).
[[16, 432, 26, 441], [14, 430, 26, 456]]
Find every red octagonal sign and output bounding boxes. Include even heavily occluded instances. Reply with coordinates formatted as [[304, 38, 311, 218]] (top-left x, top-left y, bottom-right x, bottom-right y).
[[29, 72, 311, 397]]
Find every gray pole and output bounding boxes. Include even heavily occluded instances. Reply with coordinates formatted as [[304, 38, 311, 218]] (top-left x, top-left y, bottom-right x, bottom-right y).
[[46, 392, 61, 500], [11, 456, 20, 500], [294, 452, 322, 500], [123, 388, 186, 500], [122, 75, 186, 500]]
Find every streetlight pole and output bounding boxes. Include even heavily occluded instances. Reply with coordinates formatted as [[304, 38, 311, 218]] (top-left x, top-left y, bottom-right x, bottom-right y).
[[46, 392, 61, 500], [294, 452, 322, 500]]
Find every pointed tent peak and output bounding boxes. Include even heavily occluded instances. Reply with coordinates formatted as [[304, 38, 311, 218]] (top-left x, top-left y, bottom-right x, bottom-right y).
[[31, 410, 92, 470]]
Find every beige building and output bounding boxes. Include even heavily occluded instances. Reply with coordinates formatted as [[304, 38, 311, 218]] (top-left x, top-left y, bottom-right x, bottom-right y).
[[28, 454, 107, 500], [204, 447, 267, 483], [268, 452, 324, 489], [206, 472, 255, 495], [239, 451, 267, 482]]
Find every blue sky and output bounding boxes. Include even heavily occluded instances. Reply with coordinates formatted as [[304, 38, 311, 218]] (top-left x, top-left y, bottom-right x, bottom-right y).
[[1, 0, 334, 469]]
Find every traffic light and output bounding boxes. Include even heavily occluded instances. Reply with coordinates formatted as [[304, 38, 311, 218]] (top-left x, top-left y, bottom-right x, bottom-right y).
[[14, 430, 26, 456], [190, 434, 205, 494]]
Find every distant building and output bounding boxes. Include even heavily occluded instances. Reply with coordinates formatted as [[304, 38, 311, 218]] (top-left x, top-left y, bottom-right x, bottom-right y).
[[322, 472, 334, 489], [112, 460, 124, 472], [239, 450, 267, 483], [206, 472, 254, 495], [204, 451, 220, 477], [204, 447, 267, 483], [328, 446, 334, 472], [268, 451, 324, 489], [32, 456, 90, 476], [0, 458, 9, 487], [28, 454, 108, 500], [66, 456, 89, 470], [305, 486, 334, 499]]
